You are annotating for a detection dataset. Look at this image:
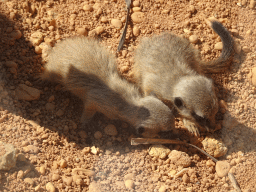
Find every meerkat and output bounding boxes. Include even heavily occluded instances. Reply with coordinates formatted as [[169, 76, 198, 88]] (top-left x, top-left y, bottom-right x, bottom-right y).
[[41, 36, 175, 135], [133, 19, 235, 136]]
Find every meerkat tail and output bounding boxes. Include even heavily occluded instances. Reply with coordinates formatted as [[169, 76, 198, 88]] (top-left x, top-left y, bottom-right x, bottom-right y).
[[200, 19, 235, 73]]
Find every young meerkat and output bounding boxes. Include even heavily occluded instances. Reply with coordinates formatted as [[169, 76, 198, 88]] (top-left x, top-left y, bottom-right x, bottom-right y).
[[41, 36, 175, 135], [133, 19, 235, 136]]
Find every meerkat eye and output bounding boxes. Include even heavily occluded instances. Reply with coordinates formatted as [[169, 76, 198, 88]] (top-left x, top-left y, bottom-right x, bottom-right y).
[[174, 97, 184, 109], [137, 126, 145, 135]]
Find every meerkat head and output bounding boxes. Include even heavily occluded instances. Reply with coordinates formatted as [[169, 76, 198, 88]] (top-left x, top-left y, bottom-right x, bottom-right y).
[[172, 76, 218, 132], [135, 96, 175, 135]]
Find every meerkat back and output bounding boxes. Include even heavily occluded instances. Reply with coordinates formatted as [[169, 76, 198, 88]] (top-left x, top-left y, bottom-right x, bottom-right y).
[[134, 19, 234, 135]]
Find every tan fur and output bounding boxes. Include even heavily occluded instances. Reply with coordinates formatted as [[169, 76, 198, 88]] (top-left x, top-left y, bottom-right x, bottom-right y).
[[134, 20, 234, 136], [41, 36, 175, 134]]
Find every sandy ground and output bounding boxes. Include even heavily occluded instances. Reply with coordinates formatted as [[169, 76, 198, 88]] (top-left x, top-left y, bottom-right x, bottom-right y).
[[0, 0, 256, 191]]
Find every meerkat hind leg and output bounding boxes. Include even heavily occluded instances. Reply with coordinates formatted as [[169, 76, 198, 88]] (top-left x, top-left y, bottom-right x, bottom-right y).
[[182, 118, 200, 136]]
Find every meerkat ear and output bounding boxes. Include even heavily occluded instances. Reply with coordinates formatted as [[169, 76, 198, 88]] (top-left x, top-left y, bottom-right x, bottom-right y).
[[174, 97, 184, 109]]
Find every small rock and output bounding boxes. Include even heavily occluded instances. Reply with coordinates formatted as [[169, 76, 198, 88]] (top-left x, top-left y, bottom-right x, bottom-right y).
[[184, 29, 192, 35], [35, 185, 41, 191], [124, 173, 135, 180], [35, 46, 42, 54], [88, 181, 102, 192], [95, 26, 104, 34], [202, 137, 228, 158], [94, 131, 103, 139], [250, 67, 256, 86], [15, 84, 40, 101], [52, 173, 60, 181], [93, 3, 101, 10], [104, 124, 118, 136], [214, 42, 223, 50], [133, 1, 140, 7], [101, 17, 108, 23], [148, 145, 171, 159], [133, 25, 140, 36], [162, 9, 170, 14], [63, 176, 73, 186], [0, 142, 17, 171], [23, 145, 39, 154], [30, 32, 44, 46], [10, 30, 22, 39], [46, 182, 55, 192], [182, 173, 190, 183], [82, 147, 90, 154], [215, 160, 230, 177], [159, 185, 167, 192], [17, 170, 24, 179], [91, 146, 99, 155], [132, 7, 142, 12], [168, 150, 191, 167], [249, 0, 256, 9], [246, 30, 252, 35], [5, 61, 17, 68], [45, 103, 55, 111], [24, 178, 34, 185], [76, 28, 88, 36], [125, 180, 135, 189], [59, 159, 67, 168], [56, 109, 64, 117], [120, 66, 129, 73], [83, 5, 93, 11], [189, 35, 199, 44], [155, 24, 160, 29], [17, 153, 26, 162], [242, 46, 251, 53], [111, 19, 123, 29], [231, 29, 239, 36], [7, 27, 14, 33], [10, 12, 16, 20], [131, 12, 145, 23], [39, 166, 46, 175]]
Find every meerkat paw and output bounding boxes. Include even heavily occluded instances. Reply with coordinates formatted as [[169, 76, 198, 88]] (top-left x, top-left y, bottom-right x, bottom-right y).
[[182, 119, 200, 136]]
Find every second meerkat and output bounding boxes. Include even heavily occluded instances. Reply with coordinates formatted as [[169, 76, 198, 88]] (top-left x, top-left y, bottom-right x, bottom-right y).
[[41, 37, 175, 135], [134, 19, 235, 136]]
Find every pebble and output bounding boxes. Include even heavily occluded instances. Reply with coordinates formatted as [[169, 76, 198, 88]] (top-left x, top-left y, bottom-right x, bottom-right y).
[[83, 5, 93, 11], [94, 131, 103, 139], [15, 84, 40, 101], [125, 180, 135, 189], [231, 29, 239, 36], [17, 170, 24, 179], [131, 12, 145, 23], [202, 137, 227, 158], [76, 28, 88, 36], [133, 25, 140, 36], [215, 160, 230, 177], [95, 26, 104, 34], [132, 7, 142, 12], [184, 29, 192, 35], [159, 185, 167, 192], [93, 3, 101, 10], [120, 66, 129, 73], [46, 182, 56, 192], [182, 173, 190, 183], [91, 146, 99, 155], [133, 1, 140, 7], [17, 153, 26, 162], [104, 124, 118, 136], [242, 46, 251, 53], [250, 67, 256, 86], [24, 178, 34, 185], [214, 42, 223, 50], [101, 17, 108, 23], [30, 32, 44, 46], [249, 0, 256, 9], [168, 150, 191, 168], [5, 61, 17, 68], [39, 166, 46, 175], [63, 176, 73, 186], [52, 173, 60, 181], [23, 145, 39, 154], [155, 24, 160, 29], [56, 109, 64, 117], [246, 30, 252, 35], [45, 103, 55, 111], [35, 185, 41, 191], [111, 19, 123, 29], [10, 12, 16, 20], [0, 142, 17, 171], [189, 35, 199, 44], [162, 9, 170, 14], [148, 145, 171, 159], [35, 46, 42, 54], [10, 30, 22, 40], [59, 159, 67, 168]]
